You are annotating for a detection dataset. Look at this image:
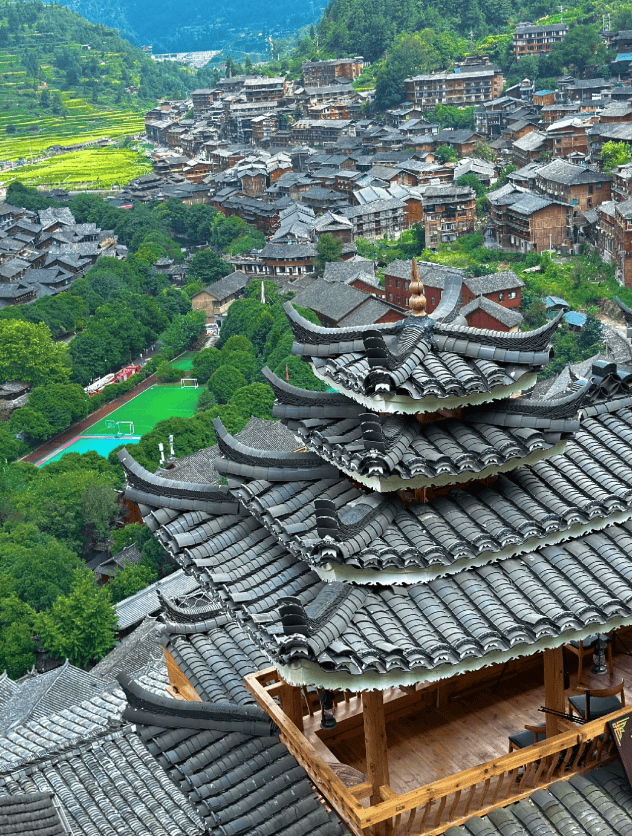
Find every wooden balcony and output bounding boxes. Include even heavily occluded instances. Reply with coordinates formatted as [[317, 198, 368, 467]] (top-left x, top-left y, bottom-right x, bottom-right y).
[[246, 632, 632, 836]]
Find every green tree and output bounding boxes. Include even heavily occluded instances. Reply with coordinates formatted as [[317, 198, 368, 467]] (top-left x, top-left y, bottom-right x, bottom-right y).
[[12, 469, 118, 553], [221, 350, 256, 382], [191, 346, 222, 383], [434, 145, 458, 163], [155, 361, 181, 382], [222, 335, 255, 355], [456, 173, 485, 197], [243, 279, 280, 306], [9, 406, 52, 442], [108, 563, 157, 605], [316, 233, 343, 272], [0, 577, 36, 679], [23, 383, 89, 437], [472, 140, 495, 162], [195, 388, 217, 412], [374, 30, 448, 111], [111, 523, 143, 554], [188, 248, 227, 284], [227, 382, 275, 420], [0, 525, 82, 610], [36, 571, 117, 667], [0, 320, 70, 385], [601, 141, 631, 173], [208, 365, 247, 403], [550, 25, 607, 77]]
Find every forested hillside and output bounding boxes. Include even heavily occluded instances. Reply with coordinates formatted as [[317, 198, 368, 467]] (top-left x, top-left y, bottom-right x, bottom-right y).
[[291, 0, 632, 111], [57, 0, 327, 56]]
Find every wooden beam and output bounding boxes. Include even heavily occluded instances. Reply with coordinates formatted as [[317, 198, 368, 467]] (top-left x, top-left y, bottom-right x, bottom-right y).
[[278, 680, 304, 733], [543, 647, 566, 738], [363, 690, 392, 836]]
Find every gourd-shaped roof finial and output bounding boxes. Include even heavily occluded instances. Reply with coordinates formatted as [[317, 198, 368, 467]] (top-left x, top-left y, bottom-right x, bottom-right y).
[[408, 258, 427, 317]]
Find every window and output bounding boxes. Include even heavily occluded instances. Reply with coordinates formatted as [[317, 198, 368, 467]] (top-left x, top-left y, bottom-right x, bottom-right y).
[[431, 296, 435, 305], [499, 292, 504, 301], [396, 280, 400, 288], [388, 293, 393, 301], [508, 290, 517, 299]]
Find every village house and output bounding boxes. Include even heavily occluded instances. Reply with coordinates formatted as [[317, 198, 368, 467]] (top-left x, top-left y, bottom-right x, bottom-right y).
[[190, 269, 249, 320], [614, 198, 632, 287], [301, 57, 364, 87], [591, 200, 615, 262], [383, 259, 523, 316], [461, 294, 523, 331], [293, 276, 403, 327], [422, 183, 476, 246], [534, 158, 612, 215], [405, 63, 504, 109], [513, 22, 567, 58], [323, 259, 383, 297], [487, 185, 573, 252], [342, 197, 406, 239]]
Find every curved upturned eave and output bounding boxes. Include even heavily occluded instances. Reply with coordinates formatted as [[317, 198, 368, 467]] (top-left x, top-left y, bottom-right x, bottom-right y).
[[274, 612, 632, 691], [309, 367, 539, 415], [312, 438, 568, 494]]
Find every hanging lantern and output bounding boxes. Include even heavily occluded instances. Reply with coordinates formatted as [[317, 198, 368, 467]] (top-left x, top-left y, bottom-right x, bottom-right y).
[[591, 634, 608, 675], [319, 690, 337, 730]]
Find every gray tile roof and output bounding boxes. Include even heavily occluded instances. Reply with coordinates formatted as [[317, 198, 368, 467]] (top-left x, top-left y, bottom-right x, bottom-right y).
[[121, 678, 347, 836], [286, 302, 558, 408], [465, 270, 524, 295], [0, 791, 66, 836], [156, 417, 299, 484], [460, 295, 524, 328], [0, 661, 111, 736], [339, 296, 396, 326], [323, 260, 378, 287], [292, 277, 367, 321], [115, 569, 201, 631], [536, 158, 611, 185], [0, 727, 204, 836], [198, 269, 248, 301], [259, 242, 317, 259], [117, 345, 632, 690], [384, 259, 463, 287], [448, 762, 632, 836], [265, 368, 565, 490], [90, 617, 164, 682]]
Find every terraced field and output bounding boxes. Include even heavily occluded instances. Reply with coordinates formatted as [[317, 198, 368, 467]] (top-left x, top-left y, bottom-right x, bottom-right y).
[[0, 146, 152, 189], [0, 87, 145, 163]]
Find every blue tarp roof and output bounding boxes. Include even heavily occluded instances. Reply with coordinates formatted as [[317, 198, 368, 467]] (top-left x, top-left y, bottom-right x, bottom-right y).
[[535, 89, 554, 95], [545, 295, 570, 308], [615, 53, 632, 62], [564, 311, 587, 327]]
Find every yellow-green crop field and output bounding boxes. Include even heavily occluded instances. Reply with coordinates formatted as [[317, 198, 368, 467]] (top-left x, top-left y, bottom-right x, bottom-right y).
[[0, 97, 145, 162], [0, 147, 152, 189]]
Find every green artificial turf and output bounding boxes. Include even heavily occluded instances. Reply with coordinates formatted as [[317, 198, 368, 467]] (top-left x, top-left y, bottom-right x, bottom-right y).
[[85, 384, 200, 437]]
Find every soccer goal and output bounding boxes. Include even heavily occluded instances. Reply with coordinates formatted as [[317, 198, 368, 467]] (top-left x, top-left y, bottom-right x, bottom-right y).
[[180, 378, 198, 389], [105, 419, 135, 436]]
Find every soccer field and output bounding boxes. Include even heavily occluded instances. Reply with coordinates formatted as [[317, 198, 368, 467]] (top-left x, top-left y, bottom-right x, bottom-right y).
[[171, 351, 198, 372], [86, 385, 200, 437]]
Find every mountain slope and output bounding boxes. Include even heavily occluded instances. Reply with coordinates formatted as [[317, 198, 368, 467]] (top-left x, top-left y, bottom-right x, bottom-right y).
[[0, 1, 216, 162], [56, 0, 328, 55]]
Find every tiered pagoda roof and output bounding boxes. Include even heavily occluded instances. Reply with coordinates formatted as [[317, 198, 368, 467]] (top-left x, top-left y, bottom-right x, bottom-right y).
[[119, 271, 632, 692]]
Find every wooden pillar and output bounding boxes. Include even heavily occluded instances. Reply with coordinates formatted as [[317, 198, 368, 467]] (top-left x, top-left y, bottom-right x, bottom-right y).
[[363, 690, 392, 836], [543, 647, 565, 738], [279, 681, 304, 733]]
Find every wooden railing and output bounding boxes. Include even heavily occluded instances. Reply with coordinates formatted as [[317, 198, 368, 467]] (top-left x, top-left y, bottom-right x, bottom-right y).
[[245, 668, 626, 836]]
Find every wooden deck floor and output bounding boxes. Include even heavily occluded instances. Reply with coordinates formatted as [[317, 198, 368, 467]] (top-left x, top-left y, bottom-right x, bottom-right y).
[[305, 635, 632, 795]]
